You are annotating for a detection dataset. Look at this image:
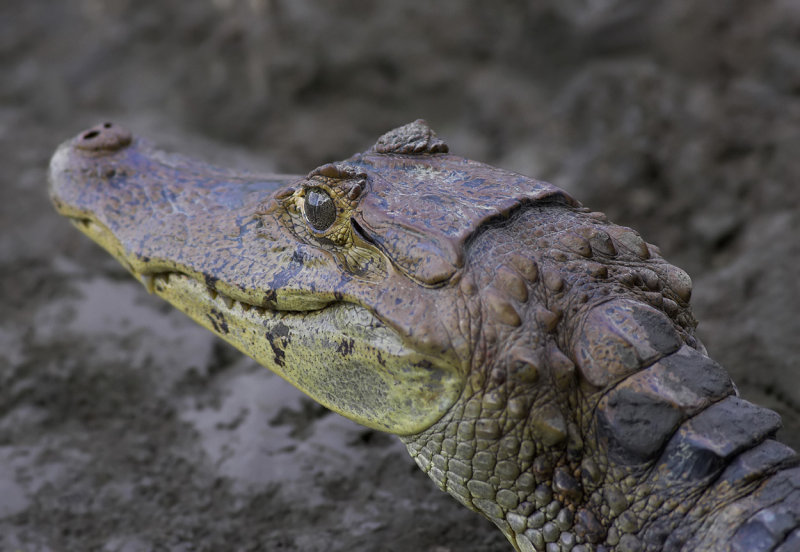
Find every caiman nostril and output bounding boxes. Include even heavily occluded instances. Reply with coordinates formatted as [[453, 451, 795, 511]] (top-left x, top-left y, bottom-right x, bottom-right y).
[[74, 122, 132, 152]]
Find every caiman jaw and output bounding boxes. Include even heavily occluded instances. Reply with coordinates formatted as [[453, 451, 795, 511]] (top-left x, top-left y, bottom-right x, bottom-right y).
[[48, 122, 467, 436], [57, 209, 462, 435]]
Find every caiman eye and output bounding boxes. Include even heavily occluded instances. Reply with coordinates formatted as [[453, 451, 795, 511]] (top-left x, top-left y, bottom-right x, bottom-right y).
[[304, 187, 336, 231]]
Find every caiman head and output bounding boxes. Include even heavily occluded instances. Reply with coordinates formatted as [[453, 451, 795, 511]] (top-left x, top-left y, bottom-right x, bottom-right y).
[[49, 121, 797, 551], [48, 120, 576, 437]]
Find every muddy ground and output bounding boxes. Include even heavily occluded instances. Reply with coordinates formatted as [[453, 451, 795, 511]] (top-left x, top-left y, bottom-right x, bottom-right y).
[[1, 1, 799, 551]]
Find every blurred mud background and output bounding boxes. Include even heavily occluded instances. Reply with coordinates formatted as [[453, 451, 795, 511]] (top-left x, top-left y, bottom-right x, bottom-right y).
[[2, 1, 800, 550]]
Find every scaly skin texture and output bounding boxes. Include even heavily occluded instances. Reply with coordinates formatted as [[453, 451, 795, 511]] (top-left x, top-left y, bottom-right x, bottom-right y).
[[49, 120, 800, 551]]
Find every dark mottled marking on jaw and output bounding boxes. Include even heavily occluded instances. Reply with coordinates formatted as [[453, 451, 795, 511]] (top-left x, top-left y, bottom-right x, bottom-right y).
[[204, 273, 218, 290], [206, 313, 221, 334], [265, 322, 291, 368], [337, 338, 356, 356], [206, 309, 228, 335], [262, 289, 277, 304], [265, 332, 285, 367]]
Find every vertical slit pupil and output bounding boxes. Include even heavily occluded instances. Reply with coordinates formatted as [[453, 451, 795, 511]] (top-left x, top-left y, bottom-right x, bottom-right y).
[[305, 188, 336, 231]]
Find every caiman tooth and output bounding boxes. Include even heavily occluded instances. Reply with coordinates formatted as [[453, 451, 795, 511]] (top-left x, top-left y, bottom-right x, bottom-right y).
[[220, 294, 234, 309], [207, 287, 218, 300], [141, 274, 155, 294], [153, 273, 168, 292], [241, 302, 251, 312]]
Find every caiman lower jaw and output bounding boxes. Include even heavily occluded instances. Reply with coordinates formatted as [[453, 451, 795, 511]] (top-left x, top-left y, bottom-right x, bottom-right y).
[[63, 215, 465, 436]]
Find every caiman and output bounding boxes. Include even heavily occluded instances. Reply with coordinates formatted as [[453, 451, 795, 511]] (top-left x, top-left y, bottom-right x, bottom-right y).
[[48, 120, 800, 551]]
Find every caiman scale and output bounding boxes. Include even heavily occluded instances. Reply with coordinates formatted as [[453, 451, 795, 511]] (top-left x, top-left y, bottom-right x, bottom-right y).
[[49, 120, 800, 551]]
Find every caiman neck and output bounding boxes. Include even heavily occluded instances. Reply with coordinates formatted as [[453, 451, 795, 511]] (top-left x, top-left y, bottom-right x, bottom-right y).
[[402, 385, 587, 551], [396, 197, 788, 551], [405, 396, 795, 552], [403, 304, 792, 551]]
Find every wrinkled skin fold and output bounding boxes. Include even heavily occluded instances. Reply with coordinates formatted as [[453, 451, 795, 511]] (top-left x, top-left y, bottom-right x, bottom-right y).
[[49, 120, 800, 551]]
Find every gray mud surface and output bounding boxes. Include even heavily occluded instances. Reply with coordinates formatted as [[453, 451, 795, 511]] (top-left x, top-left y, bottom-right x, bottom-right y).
[[2, 2, 799, 550]]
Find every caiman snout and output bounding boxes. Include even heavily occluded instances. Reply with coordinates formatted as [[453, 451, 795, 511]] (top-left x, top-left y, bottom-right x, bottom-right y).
[[73, 121, 132, 153]]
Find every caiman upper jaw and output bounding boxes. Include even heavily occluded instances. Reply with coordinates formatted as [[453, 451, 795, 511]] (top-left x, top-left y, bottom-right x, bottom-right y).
[[49, 122, 330, 310]]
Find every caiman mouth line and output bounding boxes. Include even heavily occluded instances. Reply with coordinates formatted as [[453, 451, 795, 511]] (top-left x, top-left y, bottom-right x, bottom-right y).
[[67, 215, 337, 315]]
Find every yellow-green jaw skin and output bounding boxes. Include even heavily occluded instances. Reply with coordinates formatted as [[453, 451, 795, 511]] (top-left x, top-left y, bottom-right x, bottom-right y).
[[147, 272, 461, 433]]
